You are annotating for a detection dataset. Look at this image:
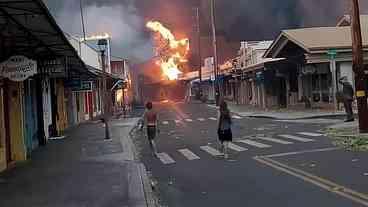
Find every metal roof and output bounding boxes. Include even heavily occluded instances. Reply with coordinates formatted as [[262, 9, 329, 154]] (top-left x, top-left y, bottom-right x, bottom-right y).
[[265, 15, 368, 58], [0, 0, 92, 78]]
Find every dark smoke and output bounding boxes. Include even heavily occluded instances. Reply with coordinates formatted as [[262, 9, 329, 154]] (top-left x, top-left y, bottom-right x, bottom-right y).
[[206, 0, 368, 41], [42, 0, 368, 63], [42, 0, 154, 62]]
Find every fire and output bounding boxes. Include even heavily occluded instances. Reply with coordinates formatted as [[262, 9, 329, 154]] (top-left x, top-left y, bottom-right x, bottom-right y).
[[146, 21, 190, 80]]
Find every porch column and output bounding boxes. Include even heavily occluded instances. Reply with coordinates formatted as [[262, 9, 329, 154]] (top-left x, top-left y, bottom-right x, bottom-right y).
[[330, 59, 338, 110]]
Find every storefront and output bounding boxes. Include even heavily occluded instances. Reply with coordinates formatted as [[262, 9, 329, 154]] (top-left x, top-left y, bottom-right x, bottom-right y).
[[0, 0, 97, 171]]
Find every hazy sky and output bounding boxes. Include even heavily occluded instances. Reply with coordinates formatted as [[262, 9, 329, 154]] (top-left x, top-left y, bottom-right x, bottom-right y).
[[42, 0, 368, 63]]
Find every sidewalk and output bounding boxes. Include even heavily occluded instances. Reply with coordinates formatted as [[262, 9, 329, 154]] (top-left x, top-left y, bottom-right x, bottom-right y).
[[0, 117, 153, 207], [224, 102, 348, 120]]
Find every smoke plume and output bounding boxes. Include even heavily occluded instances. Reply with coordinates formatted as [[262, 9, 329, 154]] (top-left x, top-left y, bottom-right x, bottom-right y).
[[43, 0, 154, 62]]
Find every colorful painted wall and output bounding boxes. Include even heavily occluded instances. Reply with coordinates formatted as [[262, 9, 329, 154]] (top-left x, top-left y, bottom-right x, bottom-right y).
[[55, 80, 68, 135], [8, 81, 26, 162]]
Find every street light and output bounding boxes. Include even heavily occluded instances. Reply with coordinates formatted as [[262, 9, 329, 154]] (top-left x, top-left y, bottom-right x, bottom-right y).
[[98, 39, 111, 140]]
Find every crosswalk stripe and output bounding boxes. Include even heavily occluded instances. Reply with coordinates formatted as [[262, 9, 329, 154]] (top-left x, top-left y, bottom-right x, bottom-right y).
[[278, 135, 315, 142], [175, 120, 181, 124], [237, 139, 271, 148], [257, 137, 293, 145], [185, 119, 193, 122], [197, 118, 206, 122], [162, 121, 169, 125], [232, 115, 242, 119], [156, 153, 176, 164], [228, 143, 248, 152], [200, 146, 223, 156], [298, 132, 324, 137], [209, 117, 217, 121], [178, 149, 200, 160]]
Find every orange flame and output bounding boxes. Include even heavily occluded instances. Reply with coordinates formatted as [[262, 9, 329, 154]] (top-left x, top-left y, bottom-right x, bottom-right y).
[[146, 21, 190, 80]]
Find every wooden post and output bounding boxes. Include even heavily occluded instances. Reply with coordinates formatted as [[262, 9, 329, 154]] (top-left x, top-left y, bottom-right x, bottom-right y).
[[351, 0, 368, 133]]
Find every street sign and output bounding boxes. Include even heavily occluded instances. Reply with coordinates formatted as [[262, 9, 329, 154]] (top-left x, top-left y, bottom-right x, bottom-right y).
[[210, 74, 215, 81], [327, 49, 337, 59]]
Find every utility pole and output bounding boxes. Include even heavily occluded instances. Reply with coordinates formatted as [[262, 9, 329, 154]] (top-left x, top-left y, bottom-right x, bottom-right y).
[[99, 40, 111, 140], [79, 0, 86, 41], [210, 0, 220, 105], [351, 0, 368, 133], [195, 7, 202, 98]]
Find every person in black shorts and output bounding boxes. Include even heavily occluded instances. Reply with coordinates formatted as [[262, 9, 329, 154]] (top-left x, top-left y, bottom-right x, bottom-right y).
[[143, 102, 159, 156]]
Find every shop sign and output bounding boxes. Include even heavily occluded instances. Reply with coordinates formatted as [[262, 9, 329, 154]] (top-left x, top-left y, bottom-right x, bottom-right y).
[[38, 57, 67, 78], [0, 55, 37, 81], [65, 79, 81, 90]]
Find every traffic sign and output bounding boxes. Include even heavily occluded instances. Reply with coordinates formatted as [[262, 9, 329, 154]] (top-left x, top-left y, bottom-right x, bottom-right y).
[[327, 49, 337, 59]]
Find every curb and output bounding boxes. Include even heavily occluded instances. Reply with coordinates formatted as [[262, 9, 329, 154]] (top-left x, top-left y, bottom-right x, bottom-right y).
[[139, 164, 157, 207], [126, 116, 157, 207], [246, 114, 347, 120]]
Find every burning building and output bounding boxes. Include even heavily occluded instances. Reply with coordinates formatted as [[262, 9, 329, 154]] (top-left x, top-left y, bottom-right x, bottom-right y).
[[146, 21, 190, 81]]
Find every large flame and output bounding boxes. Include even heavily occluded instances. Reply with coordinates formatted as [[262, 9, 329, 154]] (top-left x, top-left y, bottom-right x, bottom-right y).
[[146, 21, 189, 80]]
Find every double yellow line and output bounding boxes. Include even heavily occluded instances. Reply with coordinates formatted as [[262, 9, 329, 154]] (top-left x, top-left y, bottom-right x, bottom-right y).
[[254, 156, 368, 206]]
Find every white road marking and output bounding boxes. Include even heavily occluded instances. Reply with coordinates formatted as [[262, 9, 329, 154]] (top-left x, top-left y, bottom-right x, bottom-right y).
[[185, 119, 193, 122], [298, 132, 324, 137], [162, 121, 169, 125], [178, 149, 200, 160], [232, 115, 243, 119], [257, 137, 293, 145], [262, 147, 339, 158], [209, 117, 217, 121], [228, 143, 248, 152], [278, 134, 315, 142], [200, 146, 223, 156], [156, 153, 176, 164], [175, 120, 181, 124], [237, 139, 271, 148], [197, 118, 206, 122]]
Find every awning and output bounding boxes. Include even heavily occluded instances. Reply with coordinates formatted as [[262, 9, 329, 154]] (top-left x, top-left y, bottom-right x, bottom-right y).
[[0, 0, 87, 76]]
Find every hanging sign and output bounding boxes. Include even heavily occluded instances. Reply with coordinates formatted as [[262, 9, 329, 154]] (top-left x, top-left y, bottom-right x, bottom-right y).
[[0, 55, 37, 81]]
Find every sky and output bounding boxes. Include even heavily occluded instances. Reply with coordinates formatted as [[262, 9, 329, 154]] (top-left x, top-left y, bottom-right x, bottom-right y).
[[42, 0, 368, 63]]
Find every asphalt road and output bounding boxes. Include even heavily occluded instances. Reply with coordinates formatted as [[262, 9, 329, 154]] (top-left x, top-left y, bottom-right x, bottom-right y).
[[133, 101, 367, 207]]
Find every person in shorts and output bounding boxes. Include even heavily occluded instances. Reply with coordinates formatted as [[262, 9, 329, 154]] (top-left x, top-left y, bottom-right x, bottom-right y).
[[143, 102, 159, 156]]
